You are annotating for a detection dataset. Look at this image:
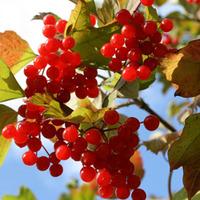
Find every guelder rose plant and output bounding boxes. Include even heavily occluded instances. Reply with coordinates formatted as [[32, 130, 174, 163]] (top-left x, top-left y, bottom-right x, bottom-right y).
[[0, 0, 200, 199]]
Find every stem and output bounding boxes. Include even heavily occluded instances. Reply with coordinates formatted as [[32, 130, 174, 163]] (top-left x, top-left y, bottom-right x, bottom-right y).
[[115, 98, 177, 132], [42, 145, 50, 156], [168, 170, 173, 200]]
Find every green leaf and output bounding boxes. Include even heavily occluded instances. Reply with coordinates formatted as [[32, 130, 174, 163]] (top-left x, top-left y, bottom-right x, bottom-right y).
[[145, 6, 159, 21], [96, 0, 118, 26], [0, 105, 18, 166], [173, 188, 200, 200], [0, 31, 36, 74], [0, 60, 24, 102], [2, 187, 36, 200], [118, 79, 139, 98], [30, 93, 73, 119], [72, 22, 120, 67], [65, 107, 107, 124], [66, 0, 96, 34], [168, 113, 200, 170]]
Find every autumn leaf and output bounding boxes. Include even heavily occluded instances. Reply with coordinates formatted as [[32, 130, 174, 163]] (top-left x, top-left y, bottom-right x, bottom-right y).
[[130, 150, 145, 178], [168, 113, 200, 170], [0, 31, 36, 74], [160, 39, 200, 98]]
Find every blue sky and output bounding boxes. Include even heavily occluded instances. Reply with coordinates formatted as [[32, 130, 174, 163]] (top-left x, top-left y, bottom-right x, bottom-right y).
[[0, 0, 185, 199]]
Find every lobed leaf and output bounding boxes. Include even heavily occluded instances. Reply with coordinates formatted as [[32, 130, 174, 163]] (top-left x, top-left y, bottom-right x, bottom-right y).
[[160, 39, 200, 97], [0, 31, 36, 74]]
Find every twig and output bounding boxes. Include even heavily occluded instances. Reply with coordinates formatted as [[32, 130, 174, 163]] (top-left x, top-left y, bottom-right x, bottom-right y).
[[168, 170, 173, 200]]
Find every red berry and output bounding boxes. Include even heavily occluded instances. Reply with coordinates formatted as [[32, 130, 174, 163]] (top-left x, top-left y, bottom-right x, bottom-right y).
[[98, 185, 114, 198], [128, 48, 142, 62], [84, 67, 97, 79], [2, 124, 17, 139], [104, 110, 120, 125], [108, 58, 122, 72], [55, 145, 71, 160], [27, 137, 42, 152], [160, 18, 173, 32], [90, 14, 96, 26], [101, 43, 115, 58], [34, 56, 47, 69], [36, 156, 50, 171], [131, 188, 146, 200], [42, 25, 56, 38], [56, 19, 67, 33], [87, 86, 99, 98], [116, 9, 132, 25], [80, 166, 96, 182], [24, 65, 38, 77], [144, 115, 160, 131], [62, 36, 75, 49], [46, 66, 59, 80], [125, 117, 140, 132], [43, 14, 56, 25], [116, 187, 130, 199], [96, 169, 111, 186], [127, 175, 141, 189], [141, 0, 154, 6], [85, 128, 102, 145], [50, 164, 63, 177], [137, 65, 151, 80], [121, 24, 137, 39], [153, 43, 168, 57], [115, 47, 128, 61], [81, 151, 96, 165], [122, 65, 138, 82], [73, 137, 87, 152], [41, 124, 56, 139], [45, 38, 59, 52], [143, 21, 157, 36], [110, 34, 124, 49], [63, 125, 79, 143], [22, 151, 37, 166]]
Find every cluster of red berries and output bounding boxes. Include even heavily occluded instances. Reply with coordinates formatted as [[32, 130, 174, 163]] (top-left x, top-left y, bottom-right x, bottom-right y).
[[2, 106, 159, 199], [100, 9, 173, 82], [24, 14, 99, 101]]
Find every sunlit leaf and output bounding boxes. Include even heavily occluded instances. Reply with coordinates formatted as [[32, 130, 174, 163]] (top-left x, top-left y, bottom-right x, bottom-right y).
[[0, 31, 36, 74], [0, 60, 24, 102], [160, 39, 200, 97]]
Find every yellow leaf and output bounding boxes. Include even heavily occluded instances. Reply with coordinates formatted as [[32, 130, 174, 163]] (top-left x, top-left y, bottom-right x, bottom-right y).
[[0, 31, 36, 74], [160, 39, 200, 97]]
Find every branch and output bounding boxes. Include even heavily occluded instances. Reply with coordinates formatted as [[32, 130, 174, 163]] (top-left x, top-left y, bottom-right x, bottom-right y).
[[115, 98, 177, 132], [168, 170, 173, 200]]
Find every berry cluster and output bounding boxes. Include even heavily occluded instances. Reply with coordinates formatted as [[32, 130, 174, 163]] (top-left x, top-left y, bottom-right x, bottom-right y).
[[24, 14, 99, 101], [101, 10, 173, 82], [2, 107, 159, 199]]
